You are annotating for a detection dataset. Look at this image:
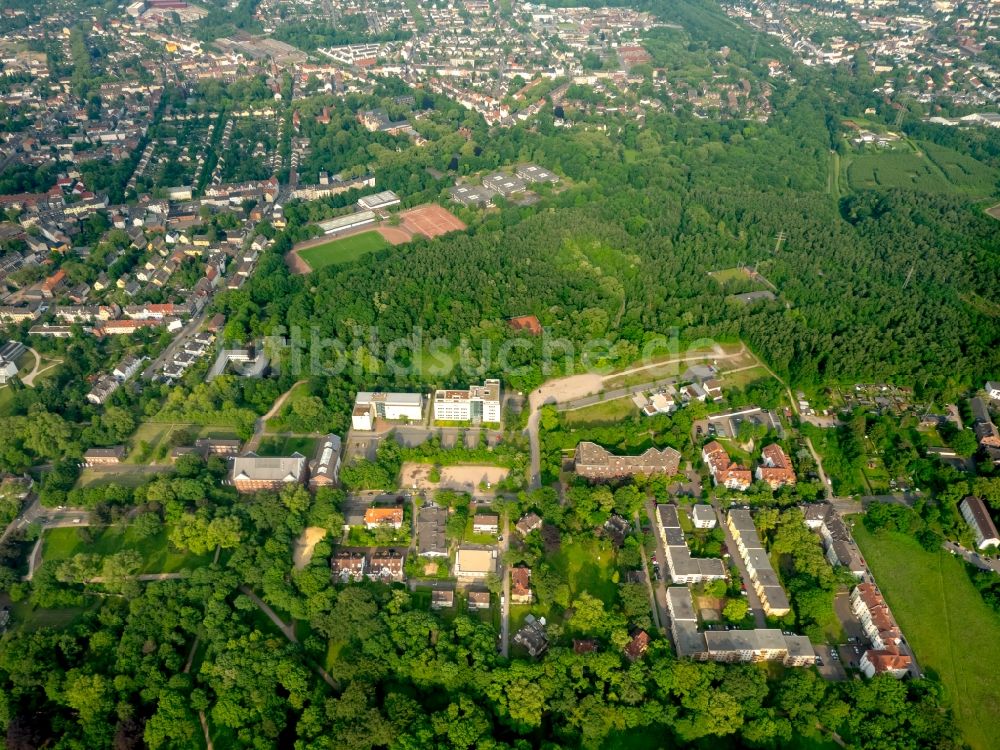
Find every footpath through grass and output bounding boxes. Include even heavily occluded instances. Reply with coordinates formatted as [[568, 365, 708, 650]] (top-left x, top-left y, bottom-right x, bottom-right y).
[[853, 523, 1000, 750]]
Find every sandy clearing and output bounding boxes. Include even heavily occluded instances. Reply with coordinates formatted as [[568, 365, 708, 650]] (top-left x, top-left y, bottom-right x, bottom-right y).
[[528, 373, 606, 412], [292, 526, 328, 570], [400, 462, 509, 494], [377, 225, 413, 245]]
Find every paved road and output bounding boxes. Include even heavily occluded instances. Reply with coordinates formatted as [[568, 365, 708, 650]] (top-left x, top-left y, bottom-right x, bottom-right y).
[[711, 500, 767, 628], [2, 496, 91, 545], [944, 541, 1000, 573], [638, 503, 667, 636], [500, 514, 511, 656], [141, 307, 212, 380]]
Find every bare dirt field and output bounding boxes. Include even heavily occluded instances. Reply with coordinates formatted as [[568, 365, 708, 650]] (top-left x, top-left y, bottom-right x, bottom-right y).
[[400, 204, 466, 238], [987, 203, 1000, 221], [378, 225, 413, 244], [292, 526, 328, 570], [401, 462, 509, 494], [529, 373, 605, 412]]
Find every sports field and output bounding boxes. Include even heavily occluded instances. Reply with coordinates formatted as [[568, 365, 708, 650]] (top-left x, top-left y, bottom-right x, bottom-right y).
[[853, 524, 1000, 750], [297, 230, 389, 270]]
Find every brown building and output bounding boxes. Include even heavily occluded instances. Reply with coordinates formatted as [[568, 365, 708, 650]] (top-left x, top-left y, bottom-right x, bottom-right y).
[[574, 441, 681, 480], [755, 444, 796, 489], [368, 549, 405, 581], [468, 591, 491, 610], [703, 441, 752, 491], [624, 630, 650, 662], [331, 550, 367, 582], [230, 452, 307, 493]]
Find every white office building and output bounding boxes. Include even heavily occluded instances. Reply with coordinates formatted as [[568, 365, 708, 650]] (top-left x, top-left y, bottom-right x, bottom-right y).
[[352, 391, 424, 430], [433, 379, 501, 423]]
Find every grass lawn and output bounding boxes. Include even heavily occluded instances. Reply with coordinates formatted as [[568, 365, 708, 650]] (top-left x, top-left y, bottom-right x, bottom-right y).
[[0, 385, 13, 417], [298, 230, 389, 270], [256, 434, 318, 457], [76, 467, 164, 489], [554, 537, 619, 605], [708, 267, 749, 285], [42, 525, 213, 574], [7, 599, 98, 632], [719, 365, 773, 390], [127, 421, 239, 464], [562, 397, 637, 425], [853, 523, 1000, 750]]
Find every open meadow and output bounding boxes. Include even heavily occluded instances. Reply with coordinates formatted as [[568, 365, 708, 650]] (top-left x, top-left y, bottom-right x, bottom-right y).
[[853, 524, 1000, 750]]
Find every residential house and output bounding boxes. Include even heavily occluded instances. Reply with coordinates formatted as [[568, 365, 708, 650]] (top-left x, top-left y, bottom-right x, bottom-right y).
[[510, 567, 533, 604], [624, 630, 650, 662], [364, 507, 404, 530], [513, 614, 548, 657], [82, 446, 127, 466], [860, 646, 912, 679], [515, 512, 543, 536], [431, 590, 455, 609], [691, 504, 716, 529], [86, 375, 120, 405], [417, 505, 449, 557], [468, 591, 490, 610], [331, 550, 367, 582], [367, 549, 405, 581], [960, 496, 1000, 550], [985, 381, 1000, 401], [472, 513, 499, 534]]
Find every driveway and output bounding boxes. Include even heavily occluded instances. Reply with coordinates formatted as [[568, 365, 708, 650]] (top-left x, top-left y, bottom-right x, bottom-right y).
[[814, 644, 847, 681]]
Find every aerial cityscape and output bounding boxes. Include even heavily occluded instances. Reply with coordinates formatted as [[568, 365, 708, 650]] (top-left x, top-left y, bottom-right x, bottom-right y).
[[0, 0, 998, 747]]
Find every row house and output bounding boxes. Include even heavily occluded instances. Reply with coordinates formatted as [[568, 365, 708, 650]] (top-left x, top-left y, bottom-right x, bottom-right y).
[[850, 583, 903, 651]]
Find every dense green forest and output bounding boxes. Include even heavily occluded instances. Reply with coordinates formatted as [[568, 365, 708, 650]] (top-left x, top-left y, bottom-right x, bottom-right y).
[[216, 77, 1000, 402], [0, 462, 965, 750]]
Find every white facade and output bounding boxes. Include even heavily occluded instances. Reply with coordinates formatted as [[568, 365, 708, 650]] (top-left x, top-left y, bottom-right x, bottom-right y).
[[691, 504, 717, 529], [352, 391, 423, 431], [433, 379, 501, 423], [0, 360, 17, 384]]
